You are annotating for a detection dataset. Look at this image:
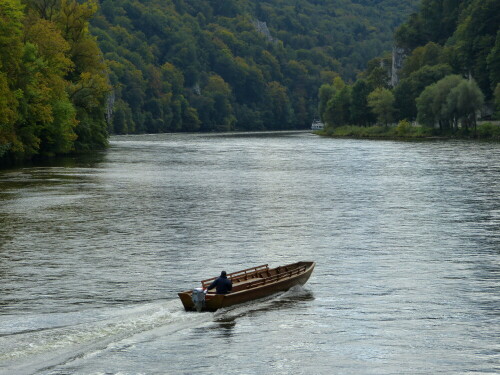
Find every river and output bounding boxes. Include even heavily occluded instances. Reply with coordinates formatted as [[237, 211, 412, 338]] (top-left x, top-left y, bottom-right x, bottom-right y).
[[0, 132, 499, 374]]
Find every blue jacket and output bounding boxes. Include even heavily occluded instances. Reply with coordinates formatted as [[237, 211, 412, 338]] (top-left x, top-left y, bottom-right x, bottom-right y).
[[208, 276, 232, 294]]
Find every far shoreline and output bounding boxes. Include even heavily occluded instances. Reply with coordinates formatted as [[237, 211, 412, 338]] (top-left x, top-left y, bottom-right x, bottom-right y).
[[313, 122, 500, 142]]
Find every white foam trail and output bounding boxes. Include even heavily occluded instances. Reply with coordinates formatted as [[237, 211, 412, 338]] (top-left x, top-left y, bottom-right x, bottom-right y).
[[0, 299, 213, 375], [0, 288, 314, 374]]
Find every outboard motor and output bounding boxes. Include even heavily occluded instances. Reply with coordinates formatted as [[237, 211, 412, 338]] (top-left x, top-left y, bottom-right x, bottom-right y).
[[191, 288, 206, 312]]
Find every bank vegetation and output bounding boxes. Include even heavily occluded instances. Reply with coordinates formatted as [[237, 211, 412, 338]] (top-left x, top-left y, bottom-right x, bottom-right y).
[[317, 0, 500, 141]]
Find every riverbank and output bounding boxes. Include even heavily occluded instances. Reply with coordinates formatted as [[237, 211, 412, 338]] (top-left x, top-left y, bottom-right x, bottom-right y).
[[314, 122, 500, 141]]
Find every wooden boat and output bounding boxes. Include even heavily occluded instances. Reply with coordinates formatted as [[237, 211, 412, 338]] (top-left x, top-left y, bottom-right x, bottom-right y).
[[178, 261, 315, 312]]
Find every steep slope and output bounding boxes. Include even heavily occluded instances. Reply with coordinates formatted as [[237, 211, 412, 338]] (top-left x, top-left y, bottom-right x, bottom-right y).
[[90, 0, 418, 133]]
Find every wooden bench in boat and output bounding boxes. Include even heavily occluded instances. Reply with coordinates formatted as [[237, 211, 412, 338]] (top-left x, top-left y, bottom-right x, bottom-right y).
[[205, 263, 308, 293], [201, 264, 270, 289], [206, 278, 264, 294], [232, 278, 264, 287], [234, 264, 308, 289]]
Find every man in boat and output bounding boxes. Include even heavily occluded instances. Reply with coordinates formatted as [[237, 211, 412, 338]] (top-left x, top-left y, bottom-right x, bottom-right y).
[[206, 271, 232, 294]]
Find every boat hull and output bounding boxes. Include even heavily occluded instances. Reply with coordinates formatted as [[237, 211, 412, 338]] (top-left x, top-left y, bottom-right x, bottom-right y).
[[178, 261, 315, 312]]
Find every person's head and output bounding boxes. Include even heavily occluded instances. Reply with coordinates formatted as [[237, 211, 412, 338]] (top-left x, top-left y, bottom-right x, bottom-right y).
[[221, 271, 227, 277]]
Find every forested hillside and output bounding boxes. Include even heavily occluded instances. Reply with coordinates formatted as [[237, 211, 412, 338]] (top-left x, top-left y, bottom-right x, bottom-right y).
[[318, 0, 500, 137], [1, 0, 419, 163], [90, 0, 418, 134], [0, 0, 109, 163]]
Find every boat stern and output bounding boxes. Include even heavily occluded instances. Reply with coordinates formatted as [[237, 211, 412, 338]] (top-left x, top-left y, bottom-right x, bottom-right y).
[[178, 291, 194, 311], [178, 290, 226, 312]]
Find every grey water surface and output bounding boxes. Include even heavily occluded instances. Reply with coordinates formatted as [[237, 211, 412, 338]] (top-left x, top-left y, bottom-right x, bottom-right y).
[[0, 132, 499, 374]]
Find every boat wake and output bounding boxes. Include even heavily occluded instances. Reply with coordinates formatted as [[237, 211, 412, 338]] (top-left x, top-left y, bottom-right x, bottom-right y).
[[0, 299, 212, 375], [0, 287, 314, 375]]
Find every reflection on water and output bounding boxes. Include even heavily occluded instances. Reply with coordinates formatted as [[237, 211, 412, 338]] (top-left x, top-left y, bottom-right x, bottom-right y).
[[0, 133, 499, 374], [214, 286, 315, 323]]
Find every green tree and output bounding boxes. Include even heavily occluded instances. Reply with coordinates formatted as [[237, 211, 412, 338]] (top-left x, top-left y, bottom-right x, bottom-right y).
[[486, 30, 500, 92], [400, 42, 443, 78], [111, 99, 133, 134], [416, 75, 461, 129], [395, 0, 464, 49], [323, 86, 351, 127], [362, 55, 391, 89], [394, 63, 453, 121], [416, 82, 438, 128], [452, 0, 500, 98], [206, 74, 234, 131], [0, 0, 24, 78], [446, 79, 484, 133], [267, 81, 293, 129], [350, 79, 373, 126], [0, 0, 24, 158], [57, 0, 109, 150], [318, 83, 335, 122], [494, 83, 500, 119], [181, 106, 201, 132], [23, 15, 78, 156], [0, 73, 21, 158], [416, 75, 484, 133], [393, 79, 415, 121], [367, 87, 395, 126]]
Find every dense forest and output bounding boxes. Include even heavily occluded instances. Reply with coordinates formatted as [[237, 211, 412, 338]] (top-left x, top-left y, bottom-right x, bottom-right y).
[[318, 0, 500, 137], [1, 0, 419, 163], [92, 0, 418, 134], [0, 0, 109, 163]]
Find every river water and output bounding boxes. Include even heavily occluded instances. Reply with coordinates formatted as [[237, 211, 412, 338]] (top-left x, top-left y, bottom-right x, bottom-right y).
[[0, 132, 499, 374]]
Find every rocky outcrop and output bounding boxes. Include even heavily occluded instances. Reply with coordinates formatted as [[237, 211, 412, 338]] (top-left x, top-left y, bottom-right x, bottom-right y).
[[253, 20, 276, 43], [390, 46, 407, 87], [105, 90, 115, 125]]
